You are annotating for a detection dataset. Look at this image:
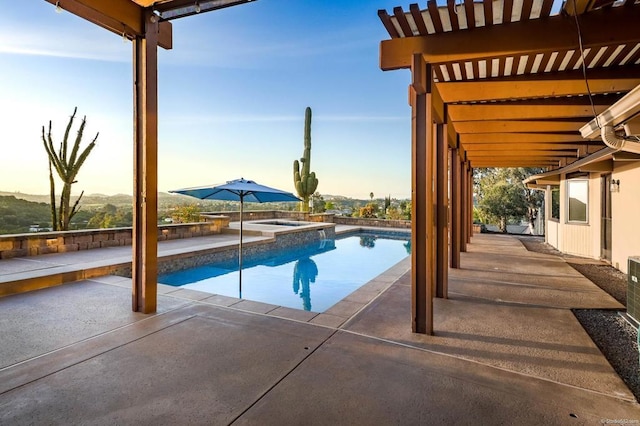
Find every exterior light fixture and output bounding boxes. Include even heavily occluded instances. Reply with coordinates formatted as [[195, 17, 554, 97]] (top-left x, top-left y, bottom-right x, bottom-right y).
[[55, 1, 63, 13], [195, 2, 201, 13], [610, 179, 620, 192]]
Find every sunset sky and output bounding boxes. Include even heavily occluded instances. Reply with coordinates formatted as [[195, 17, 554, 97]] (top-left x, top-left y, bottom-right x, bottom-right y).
[[0, 1, 412, 199]]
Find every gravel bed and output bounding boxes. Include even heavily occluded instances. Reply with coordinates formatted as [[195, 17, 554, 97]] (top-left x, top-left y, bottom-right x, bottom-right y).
[[516, 235, 640, 402]]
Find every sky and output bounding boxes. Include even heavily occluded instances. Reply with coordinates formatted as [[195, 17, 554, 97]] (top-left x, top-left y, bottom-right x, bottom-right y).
[[0, 1, 413, 200]]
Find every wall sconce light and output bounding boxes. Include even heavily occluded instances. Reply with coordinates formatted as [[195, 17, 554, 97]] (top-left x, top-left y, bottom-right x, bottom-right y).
[[55, 1, 63, 13], [610, 179, 620, 192]]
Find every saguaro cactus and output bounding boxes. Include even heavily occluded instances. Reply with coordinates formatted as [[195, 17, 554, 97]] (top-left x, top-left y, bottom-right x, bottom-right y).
[[293, 107, 319, 212], [42, 107, 98, 231]]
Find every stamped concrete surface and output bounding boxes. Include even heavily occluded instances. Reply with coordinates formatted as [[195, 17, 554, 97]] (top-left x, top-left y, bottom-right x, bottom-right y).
[[0, 233, 639, 425]]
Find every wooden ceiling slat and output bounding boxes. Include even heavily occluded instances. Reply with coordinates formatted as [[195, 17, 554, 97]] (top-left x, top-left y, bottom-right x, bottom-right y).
[[410, 4, 429, 35], [433, 64, 445, 82], [592, 45, 614, 68], [521, 0, 534, 19], [472, 60, 480, 80], [578, 47, 597, 69], [629, 45, 640, 64], [484, 0, 494, 25], [464, 0, 476, 29], [565, 50, 582, 71], [537, 52, 552, 72], [447, 0, 461, 31], [427, 0, 444, 33], [524, 54, 537, 74], [539, 0, 555, 16], [503, 0, 514, 23], [607, 44, 633, 66], [378, 9, 400, 38], [445, 63, 456, 81], [393, 7, 413, 37]]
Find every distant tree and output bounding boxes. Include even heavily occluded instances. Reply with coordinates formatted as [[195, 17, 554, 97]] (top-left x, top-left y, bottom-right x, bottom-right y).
[[359, 203, 379, 218], [87, 204, 132, 228], [41, 107, 98, 231], [384, 195, 391, 211], [171, 205, 201, 224], [475, 168, 544, 233], [369, 192, 374, 201], [325, 201, 335, 210], [311, 192, 325, 213]]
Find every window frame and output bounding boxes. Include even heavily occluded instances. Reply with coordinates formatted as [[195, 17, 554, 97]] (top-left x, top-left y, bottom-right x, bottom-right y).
[[566, 179, 589, 224]]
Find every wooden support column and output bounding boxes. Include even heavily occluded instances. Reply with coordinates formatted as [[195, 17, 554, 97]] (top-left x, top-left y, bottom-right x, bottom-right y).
[[450, 147, 461, 268], [132, 9, 159, 313], [459, 158, 468, 253], [409, 54, 434, 335], [467, 165, 473, 243], [435, 122, 448, 298]]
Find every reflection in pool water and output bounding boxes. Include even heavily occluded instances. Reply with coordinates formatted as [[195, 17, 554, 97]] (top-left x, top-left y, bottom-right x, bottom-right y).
[[158, 232, 410, 312]]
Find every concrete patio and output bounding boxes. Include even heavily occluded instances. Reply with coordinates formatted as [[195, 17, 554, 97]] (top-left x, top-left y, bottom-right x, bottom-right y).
[[1, 233, 639, 425]]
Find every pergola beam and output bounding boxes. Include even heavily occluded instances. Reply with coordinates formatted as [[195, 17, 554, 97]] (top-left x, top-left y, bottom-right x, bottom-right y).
[[437, 67, 640, 103], [454, 120, 586, 134], [462, 143, 587, 151], [460, 133, 585, 143], [380, 6, 640, 70], [45, 0, 172, 49], [466, 151, 578, 157], [448, 103, 609, 121]]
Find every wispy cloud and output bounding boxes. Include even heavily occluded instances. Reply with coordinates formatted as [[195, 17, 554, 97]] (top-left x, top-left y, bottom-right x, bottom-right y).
[[0, 26, 129, 62], [163, 114, 404, 126]]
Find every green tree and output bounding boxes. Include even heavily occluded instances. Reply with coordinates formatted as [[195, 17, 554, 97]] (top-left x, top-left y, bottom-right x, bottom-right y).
[[359, 203, 379, 218], [171, 205, 201, 223], [475, 168, 544, 233], [311, 192, 325, 213], [41, 107, 98, 231]]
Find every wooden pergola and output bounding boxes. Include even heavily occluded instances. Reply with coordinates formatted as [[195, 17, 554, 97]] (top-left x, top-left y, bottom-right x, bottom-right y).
[[44, 0, 255, 313], [379, 0, 640, 333]]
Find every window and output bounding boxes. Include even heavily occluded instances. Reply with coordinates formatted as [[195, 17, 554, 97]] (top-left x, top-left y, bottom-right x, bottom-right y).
[[550, 186, 560, 220], [567, 180, 588, 223]]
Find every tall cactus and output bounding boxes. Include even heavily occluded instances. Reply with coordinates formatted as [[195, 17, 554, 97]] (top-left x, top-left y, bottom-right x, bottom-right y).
[[293, 107, 319, 212], [42, 107, 98, 231]]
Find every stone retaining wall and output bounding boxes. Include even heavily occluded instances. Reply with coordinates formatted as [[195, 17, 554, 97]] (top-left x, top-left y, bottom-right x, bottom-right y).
[[0, 216, 230, 259], [0, 209, 409, 260]]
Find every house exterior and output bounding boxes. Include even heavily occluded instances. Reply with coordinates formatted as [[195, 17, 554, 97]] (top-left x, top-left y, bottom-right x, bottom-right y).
[[526, 87, 640, 275]]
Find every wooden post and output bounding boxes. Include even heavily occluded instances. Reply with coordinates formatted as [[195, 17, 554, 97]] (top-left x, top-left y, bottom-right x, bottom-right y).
[[467, 165, 473, 243], [435, 122, 448, 298], [459, 158, 468, 253], [450, 147, 461, 268], [132, 10, 159, 313], [410, 54, 434, 335]]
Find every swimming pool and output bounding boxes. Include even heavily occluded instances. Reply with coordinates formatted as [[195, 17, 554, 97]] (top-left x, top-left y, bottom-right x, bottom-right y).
[[158, 231, 410, 312]]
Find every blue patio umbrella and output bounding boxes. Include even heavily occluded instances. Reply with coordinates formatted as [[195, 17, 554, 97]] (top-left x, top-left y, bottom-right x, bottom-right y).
[[169, 178, 300, 296]]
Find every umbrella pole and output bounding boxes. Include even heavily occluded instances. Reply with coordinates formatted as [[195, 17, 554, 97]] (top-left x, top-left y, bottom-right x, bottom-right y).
[[239, 197, 243, 298]]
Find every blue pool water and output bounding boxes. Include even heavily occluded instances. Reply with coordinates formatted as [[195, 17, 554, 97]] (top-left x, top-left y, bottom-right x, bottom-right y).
[[158, 232, 410, 312]]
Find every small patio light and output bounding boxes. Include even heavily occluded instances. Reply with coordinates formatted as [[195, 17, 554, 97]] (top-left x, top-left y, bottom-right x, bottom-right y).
[[610, 179, 620, 192], [55, 1, 62, 13]]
